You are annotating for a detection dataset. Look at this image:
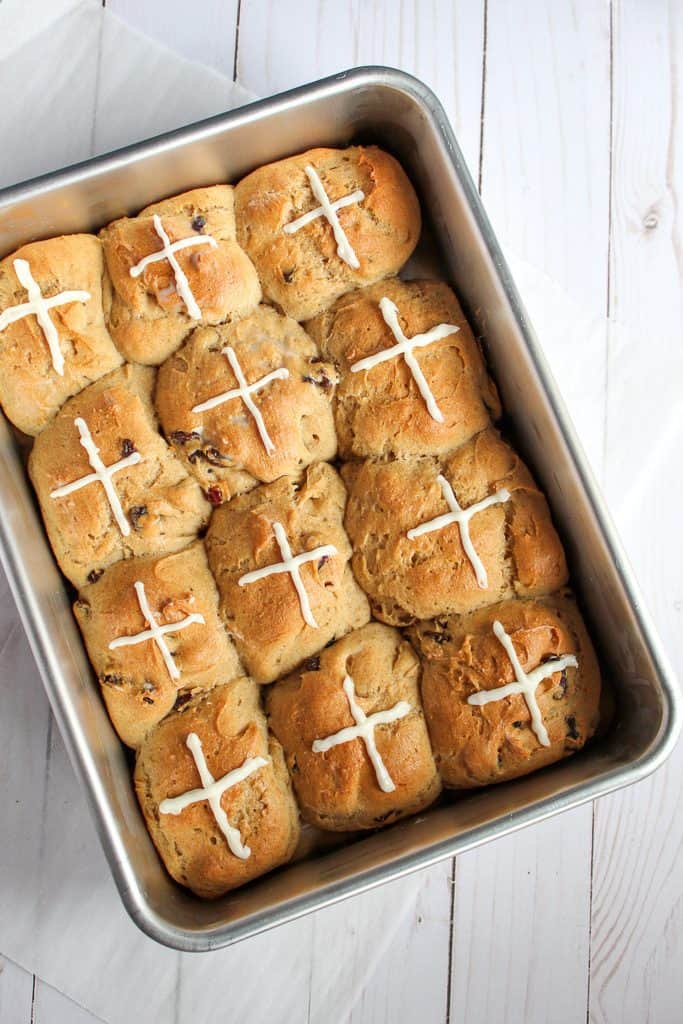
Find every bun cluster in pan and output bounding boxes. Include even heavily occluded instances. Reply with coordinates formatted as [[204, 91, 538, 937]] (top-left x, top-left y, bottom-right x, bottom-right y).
[[0, 148, 601, 899]]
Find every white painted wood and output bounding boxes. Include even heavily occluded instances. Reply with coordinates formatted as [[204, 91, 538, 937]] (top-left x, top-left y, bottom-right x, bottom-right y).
[[589, 1, 683, 1021], [105, 0, 239, 77], [479, 0, 612, 477], [449, 2, 611, 1021], [0, 957, 33, 1024], [453, 809, 593, 1024], [237, 0, 486, 180], [308, 863, 453, 1024]]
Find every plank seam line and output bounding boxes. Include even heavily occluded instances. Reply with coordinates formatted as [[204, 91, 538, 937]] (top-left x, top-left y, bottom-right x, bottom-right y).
[[603, 0, 615, 477], [477, 0, 489, 194], [592, 1, 614, 1008], [445, 857, 456, 1023], [666, 0, 682, 286], [586, 802, 597, 1022], [232, 0, 242, 82], [89, 0, 107, 158]]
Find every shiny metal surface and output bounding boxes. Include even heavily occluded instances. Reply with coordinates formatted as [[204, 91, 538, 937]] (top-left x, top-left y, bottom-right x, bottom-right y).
[[0, 67, 678, 952]]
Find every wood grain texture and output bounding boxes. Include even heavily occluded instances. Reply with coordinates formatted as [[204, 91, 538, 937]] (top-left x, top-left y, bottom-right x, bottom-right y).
[[450, 2, 611, 1020], [237, 0, 486, 178], [453, 810, 594, 1024], [479, 0, 612, 476], [589, 2, 683, 1022], [307, 864, 452, 1024]]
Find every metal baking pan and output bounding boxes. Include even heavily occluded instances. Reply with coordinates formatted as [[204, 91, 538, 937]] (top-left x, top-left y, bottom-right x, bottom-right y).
[[0, 67, 679, 952]]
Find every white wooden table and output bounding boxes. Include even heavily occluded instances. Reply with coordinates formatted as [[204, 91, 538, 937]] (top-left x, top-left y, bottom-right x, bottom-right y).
[[1, 2, 682, 1022]]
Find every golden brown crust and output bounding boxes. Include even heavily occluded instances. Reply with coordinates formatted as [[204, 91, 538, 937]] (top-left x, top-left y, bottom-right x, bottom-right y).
[[267, 623, 441, 830], [234, 146, 421, 320], [74, 542, 241, 747], [155, 305, 338, 502], [205, 463, 370, 683], [100, 186, 261, 365], [134, 680, 300, 898], [28, 364, 210, 587], [342, 429, 568, 625], [306, 278, 501, 459], [410, 593, 601, 788], [0, 235, 123, 435]]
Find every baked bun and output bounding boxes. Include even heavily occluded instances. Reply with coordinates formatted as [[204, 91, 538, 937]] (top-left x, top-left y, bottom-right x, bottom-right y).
[[205, 462, 370, 683], [342, 429, 568, 624], [134, 679, 300, 898], [155, 305, 338, 503], [267, 623, 441, 831], [29, 364, 209, 587], [234, 146, 421, 321], [306, 278, 501, 459], [100, 186, 261, 365], [410, 593, 601, 788], [74, 542, 240, 747], [0, 235, 123, 435]]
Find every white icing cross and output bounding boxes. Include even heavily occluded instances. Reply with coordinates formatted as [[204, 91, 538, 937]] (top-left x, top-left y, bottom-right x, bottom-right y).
[[407, 475, 511, 589], [0, 258, 90, 376], [283, 164, 365, 269], [49, 417, 142, 537], [159, 732, 268, 860], [129, 214, 218, 319], [468, 620, 579, 747], [312, 675, 411, 793], [350, 297, 459, 423], [108, 580, 205, 681], [238, 520, 337, 629], [191, 345, 289, 455]]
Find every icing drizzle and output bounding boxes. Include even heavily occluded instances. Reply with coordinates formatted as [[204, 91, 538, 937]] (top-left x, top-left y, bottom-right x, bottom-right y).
[[407, 474, 511, 589], [283, 164, 364, 269], [350, 297, 459, 423], [49, 417, 142, 536], [467, 620, 579, 747], [0, 258, 90, 376], [191, 345, 289, 455], [159, 732, 268, 859], [312, 675, 411, 793], [238, 520, 337, 629], [108, 580, 205, 680], [129, 214, 218, 319]]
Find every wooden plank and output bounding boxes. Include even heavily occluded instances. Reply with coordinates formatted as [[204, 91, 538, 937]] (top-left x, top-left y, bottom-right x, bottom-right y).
[[105, 0, 239, 78], [0, 957, 33, 1024], [308, 864, 453, 1024], [589, 1, 683, 1020], [450, 1, 611, 1020], [453, 810, 593, 1024], [237, 0, 486, 178]]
